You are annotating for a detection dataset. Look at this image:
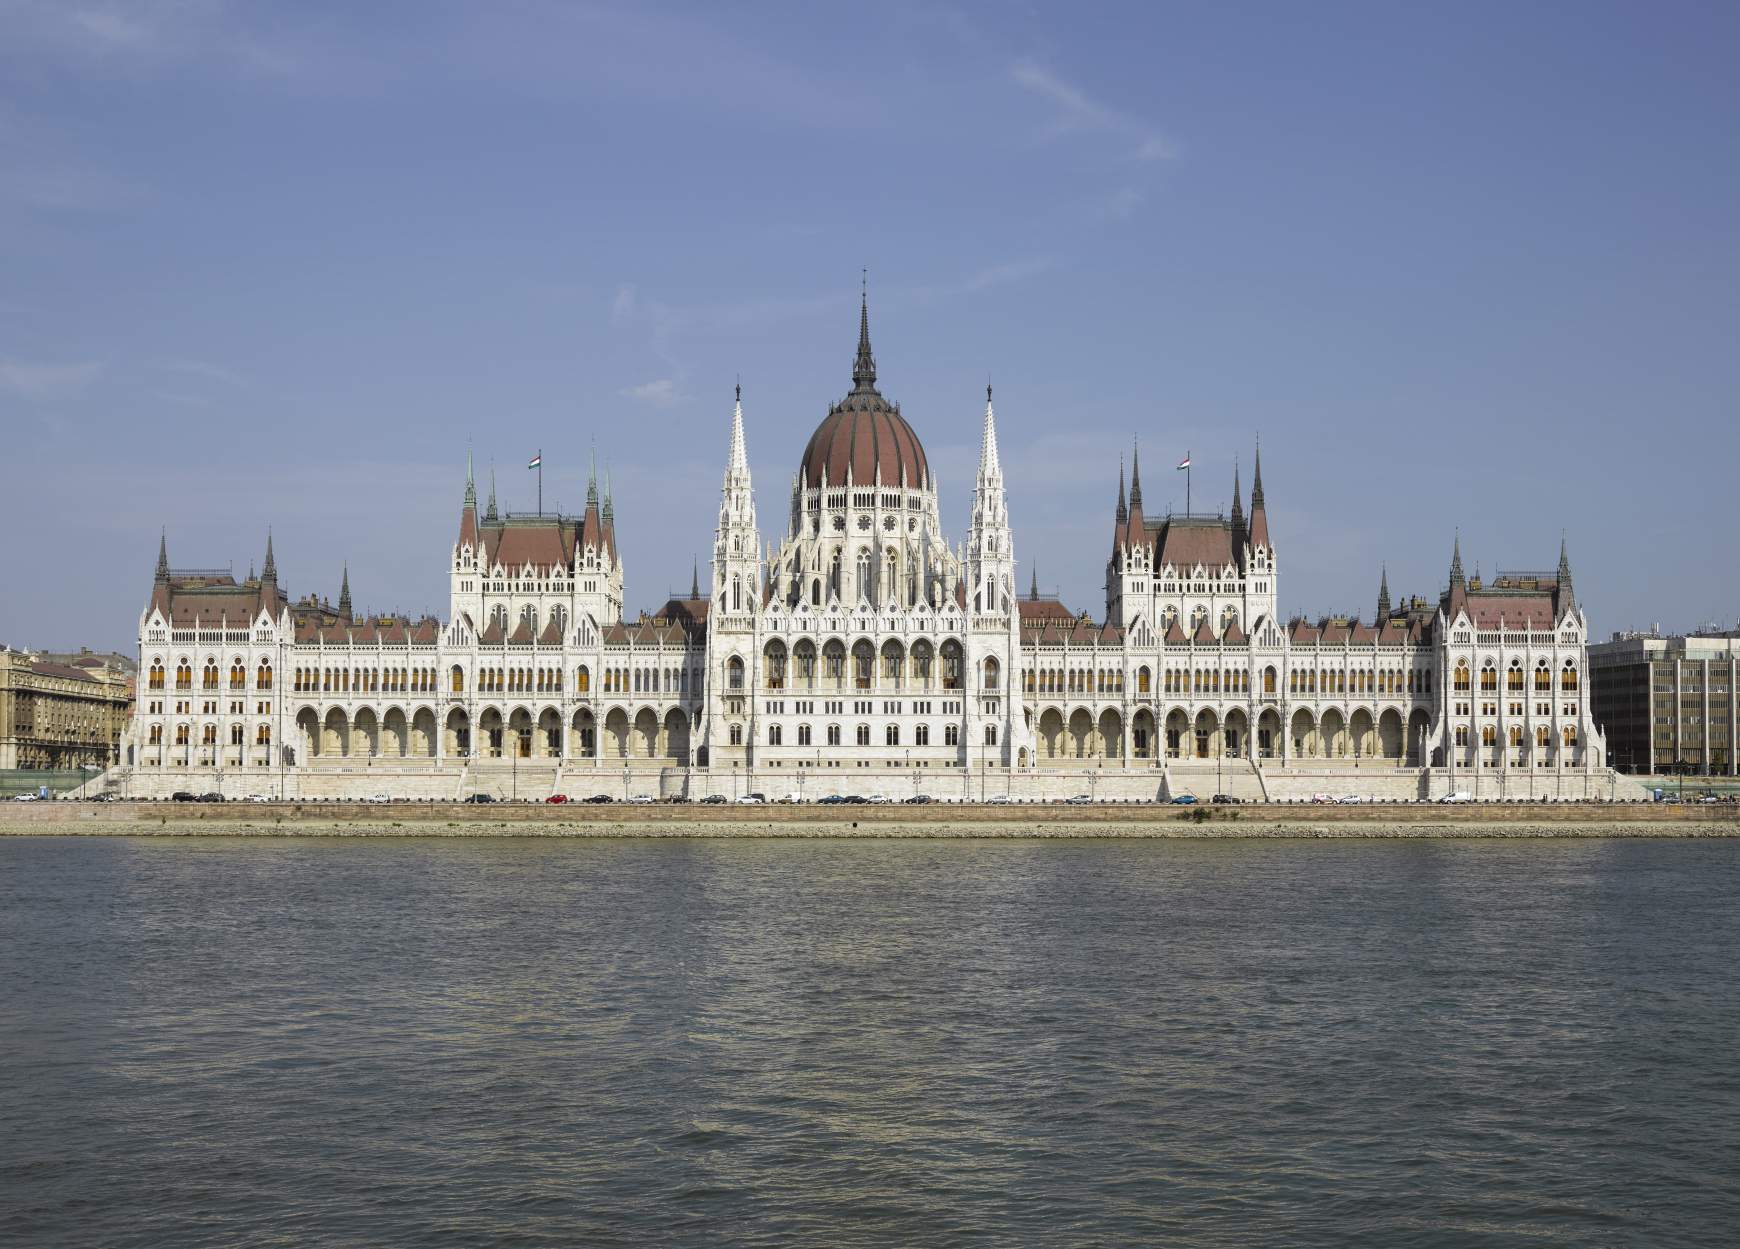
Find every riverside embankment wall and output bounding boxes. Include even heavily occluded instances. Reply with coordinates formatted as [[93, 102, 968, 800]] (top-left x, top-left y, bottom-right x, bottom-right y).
[[4, 801, 1736, 837]]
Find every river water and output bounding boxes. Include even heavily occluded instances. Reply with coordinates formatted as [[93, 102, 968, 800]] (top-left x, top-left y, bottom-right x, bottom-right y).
[[3, 836, 1737, 1247]]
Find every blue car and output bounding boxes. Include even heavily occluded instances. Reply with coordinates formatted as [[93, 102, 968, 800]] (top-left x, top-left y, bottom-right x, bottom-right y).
[[1170, 794, 1197, 805]]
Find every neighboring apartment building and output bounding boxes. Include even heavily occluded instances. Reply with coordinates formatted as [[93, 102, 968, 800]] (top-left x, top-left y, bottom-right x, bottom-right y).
[[0, 646, 135, 771], [1590, 630, 1740, 775]]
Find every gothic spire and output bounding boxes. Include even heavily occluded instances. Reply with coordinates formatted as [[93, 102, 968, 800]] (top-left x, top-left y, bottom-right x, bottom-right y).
[[602, 465, 614, 522], [1231, 461, 1245, 528], [1558, 534, 1575, 609], [1129, 439, 1143, 509], [338, 563, 352, 619], [485, 465, 498, 522], [1450, 532, 1465, 588], [728, 381, 749, 479], [691, 557, 700, 600], [1030, 564, 1039, 601], [851, 274, 876, 392], [1115, 456, 1128, 526], [155, 529, 169, 583], [1377, 564, 1391, 620], [464, 447, 476, 508], [978, 383, 1001, 479], [262, 530, 277, 584], [586, 441, 599, 508], [1251, 439, 1265, 508], [1247, 439, 1271, 550]]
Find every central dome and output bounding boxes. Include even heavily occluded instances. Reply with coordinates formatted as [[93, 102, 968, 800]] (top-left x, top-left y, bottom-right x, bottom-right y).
[[797, 295, 930, 489]]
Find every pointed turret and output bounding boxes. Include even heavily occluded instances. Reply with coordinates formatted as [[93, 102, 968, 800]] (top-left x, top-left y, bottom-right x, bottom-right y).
[[601, 466, 616, 562], [1115, 456, 1128, 527], [485, 466, 498, 523], [1450, 533, 1465, 589], [967, 377, 1014, 615], [464, 447, 476, 508], [1247, 440, 1270, 550], [728, 381, 750, 480], [337, 564, 353, 620], [851, 278, 876, 393], [261, 532, 277, 585], [1030, 565, 1039, 601], [1557, 535, 1575, 612], [1377, 565, 1391, 621], [1128, 440, 1144, 509], [691, 557, 700, 600], [155, 530, 169, 583], [458, 454, 479, 549], [1231, 461, 1245, 534], [978, 383, 1002, 479]]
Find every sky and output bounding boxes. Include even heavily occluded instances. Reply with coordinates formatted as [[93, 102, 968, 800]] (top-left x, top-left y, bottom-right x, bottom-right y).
[[2, 1, 1737, 652]]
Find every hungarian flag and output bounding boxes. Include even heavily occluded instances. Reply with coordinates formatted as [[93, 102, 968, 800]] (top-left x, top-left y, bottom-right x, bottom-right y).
[[527, 454, 541, 469], [1176, 453, 1191, 470]]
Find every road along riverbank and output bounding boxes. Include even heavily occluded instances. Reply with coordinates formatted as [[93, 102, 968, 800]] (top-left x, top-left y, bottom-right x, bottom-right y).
[[3, 801, 1736, 838]]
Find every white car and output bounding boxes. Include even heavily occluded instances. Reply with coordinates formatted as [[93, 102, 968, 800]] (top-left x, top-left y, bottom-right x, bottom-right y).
[[13, 793, 38, 802], [1439, 791, 1473, 804], [1337, 795, 1363, 804], [987, 795, 1012, 805], [364, 794, 391, 804], [866, 795, 890, 804], [246, 794, 272, 803], [734, 794, 764, 804], [624, 795, 655, 804]]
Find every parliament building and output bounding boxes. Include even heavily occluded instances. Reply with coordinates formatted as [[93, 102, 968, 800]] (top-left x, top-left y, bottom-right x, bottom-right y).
[[113, 296, 1620, 801]]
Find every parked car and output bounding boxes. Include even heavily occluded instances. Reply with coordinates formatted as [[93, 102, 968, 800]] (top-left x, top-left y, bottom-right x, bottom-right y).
[[12, 792, 38, 802], [364, 793, 391, 804], [699, 794, 728, 804], [1438, 791, 1472, 804], [1310, 793, 1334, 804], [866, 795, 890, 804], [546, 793, 569, 804], [245, 794, 271, 803], [1211, 794, 1240, 805], [844, 795, 869, 804], [1336, 795, 1364, 804], [903, 794, 933, 804], [817, 794, 848, 805], [171, 791, 198, 802], [198, 792, 225, 803], [625, 795, 655, 804], [585, 794, 614, 804], [735, 794, 765, 804], [464, 793, 496, 804], [666, 795, 690, 803], [1170, 794, 1197, 805], [986, 794, 1012, 805], [1064, 794, 1093, 805]]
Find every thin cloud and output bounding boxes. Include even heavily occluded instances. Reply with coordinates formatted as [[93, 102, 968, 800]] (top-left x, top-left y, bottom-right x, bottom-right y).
[[1010, 58, 1175, 162], [0, 359, 104, 398], [153, 359, 246, 386], [610, 284, 637, 325], [909, 258, 1053, 302], [620, 378, 679, 407]]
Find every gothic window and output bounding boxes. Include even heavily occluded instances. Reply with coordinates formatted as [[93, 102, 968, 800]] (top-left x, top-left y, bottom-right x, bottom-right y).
[[798, 724, 812, 746], [886, 724, 899, 746], [985, 724, 998, 746], [912, 641, 934, 684], [764, 642, 788, 689], [451, 665, 465, 694], [853, 641, 874, 689], [1264, 667, 1277, 694], [1454, 661, 1470, 693], [257, 662, 272, 690], [1561, 661, 1579, 691], [1482, 725, 1497, 747], [940, 641, 963, 691], [552, 605, 568, 639], [727, 657, 745, 691], [945, 723, 960, 746], [827, 724, 841, 746], [982, 658, 999, 690], [1480, 663, 1498, 693], [856, 724, 870, 746], [1507, 662, 1523, 692], [795, 640, 817, 684], [768, 724, 783, 746], [1563, 725, 1578, 746], [729, 724, 743, 746], [915, 724, 930, 746], [1138, 666, 1152, 694], [823, 640, 846, 684], [1535, 661, 1551, 692]]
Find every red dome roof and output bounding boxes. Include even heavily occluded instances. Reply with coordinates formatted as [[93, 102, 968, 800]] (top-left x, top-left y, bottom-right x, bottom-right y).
[[799, 394, 928, 489], [798, 290, 930, 489]]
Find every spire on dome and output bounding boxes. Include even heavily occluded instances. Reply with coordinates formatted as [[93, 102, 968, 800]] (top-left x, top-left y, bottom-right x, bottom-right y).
[[851, 272, 877, 392], [155, 530, 169, 583], [338, 563, 352, 619], [1129, 439, 1143, 509], [1377, 565, 1391, 620]]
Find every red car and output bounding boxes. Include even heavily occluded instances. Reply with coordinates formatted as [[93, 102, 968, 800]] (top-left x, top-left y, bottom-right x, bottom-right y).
[[545, 793, 569, 804]]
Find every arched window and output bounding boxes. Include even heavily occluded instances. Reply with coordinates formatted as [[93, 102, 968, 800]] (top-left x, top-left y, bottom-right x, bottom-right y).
[[1507, 662, 1523, 692], [1563, 725, 1578, 746], [852, 641, 874, 689], [886, 723, 899, 746], [798, 724, 812, 746], [1535, 661, 1551, 692], [855, 724, 870, 746], [729, 724, 743, 746], [1480, 663, 1497, 693], [1561, 662, 1579, 691], [985, 724, 998, 746], [768, 724, 783, 746], [940, 641, 963, 691], [945, 724, 959, 746], [1138, 666, 1152, 694], [148, 661, 165, 691], [203, 662, 219, 690], [727, 656, 745, 691], [257, 661, 272, 690], [577, 665, 590, 693], [827, 724, 841, 746], [1481, 725, 1497, 747], [1453, 661, 1470, 692], [519, 604, 538, 637], [450, 665, 465, 693], [764, 642, 787, 689], [1537, 725, 1550, 748], [982, 657, 999, 690]]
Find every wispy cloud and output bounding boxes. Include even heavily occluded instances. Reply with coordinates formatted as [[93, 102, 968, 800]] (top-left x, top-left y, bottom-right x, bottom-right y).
[[610, 284, 637, 325], [1098, 187, 1143, 221], [1010, 59, 1175, 162], [153, 358, 246, 386], [620, 378, 679, 407], [0, 358, 104, 398], [909, 258, 1053, 302]]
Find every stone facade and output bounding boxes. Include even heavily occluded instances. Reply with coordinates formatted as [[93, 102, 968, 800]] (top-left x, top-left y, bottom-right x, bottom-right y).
[[0, 648, 133, 771], [111, 296, 1617, 802]]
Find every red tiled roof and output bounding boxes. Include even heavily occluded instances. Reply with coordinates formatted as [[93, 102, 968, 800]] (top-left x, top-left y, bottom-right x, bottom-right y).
[[799, 394, 928, 488]]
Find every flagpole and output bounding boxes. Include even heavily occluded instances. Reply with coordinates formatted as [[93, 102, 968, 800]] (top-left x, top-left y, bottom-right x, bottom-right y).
[[538, 448, 543, 516], [1186, 452, 1191, 516]]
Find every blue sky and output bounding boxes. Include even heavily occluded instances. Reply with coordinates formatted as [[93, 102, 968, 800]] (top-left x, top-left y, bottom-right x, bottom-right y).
[[3, 1, 1736, 651]]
